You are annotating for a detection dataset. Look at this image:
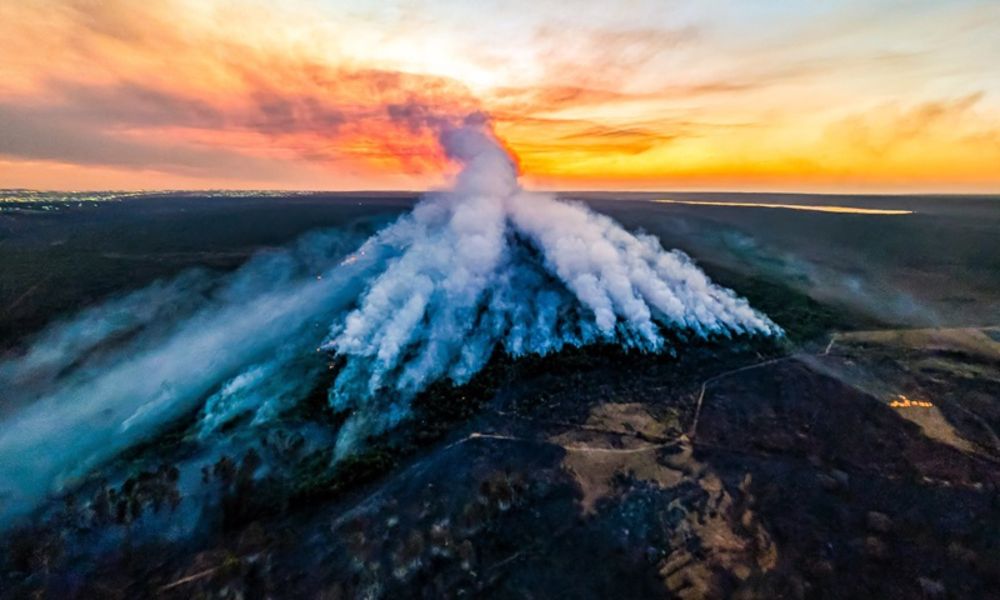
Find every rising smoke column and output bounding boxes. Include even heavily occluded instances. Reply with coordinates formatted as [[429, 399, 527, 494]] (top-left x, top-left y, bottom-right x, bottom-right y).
[[0, 115, 778, 525], [321, 116, 780, 454]]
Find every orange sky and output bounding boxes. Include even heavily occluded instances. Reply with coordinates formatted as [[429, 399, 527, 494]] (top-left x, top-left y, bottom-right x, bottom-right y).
[[1, 0, 999, 192]]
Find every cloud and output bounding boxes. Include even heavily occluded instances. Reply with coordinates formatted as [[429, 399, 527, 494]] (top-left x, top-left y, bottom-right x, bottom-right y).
[[1, 0, 1000, 190], [0, 67, 479, 182], [819, 92, 1000, 184], [33, 80, 226, 128], [826, 92, 989, 155], [0, 0, 486, 183], [0, 101, 288, 178]]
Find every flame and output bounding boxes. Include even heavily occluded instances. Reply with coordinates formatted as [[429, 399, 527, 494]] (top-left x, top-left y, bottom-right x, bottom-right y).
[[889, 394, 933, 408]]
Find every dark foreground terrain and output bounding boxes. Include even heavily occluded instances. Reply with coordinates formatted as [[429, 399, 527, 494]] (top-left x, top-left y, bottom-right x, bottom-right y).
[[1, 192, 999, 598]]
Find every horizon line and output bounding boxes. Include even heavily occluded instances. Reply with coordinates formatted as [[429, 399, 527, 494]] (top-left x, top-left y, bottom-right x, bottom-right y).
[[3, 188, 999, 198]]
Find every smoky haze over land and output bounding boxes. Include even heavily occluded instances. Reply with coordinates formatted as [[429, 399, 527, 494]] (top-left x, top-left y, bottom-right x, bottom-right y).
[[1, 180, 999, 600], [0, 118, 778, 524]]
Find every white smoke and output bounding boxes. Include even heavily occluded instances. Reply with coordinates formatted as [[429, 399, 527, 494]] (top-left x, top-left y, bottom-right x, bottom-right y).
[[321, 119, 780, 453], [0, 270, 214, 407], [0, 117, 778, 525], [0, 230, 382, 523]]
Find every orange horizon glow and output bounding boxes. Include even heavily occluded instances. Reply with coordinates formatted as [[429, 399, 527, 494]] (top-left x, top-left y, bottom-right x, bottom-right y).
[[1, 0, 999, 193]]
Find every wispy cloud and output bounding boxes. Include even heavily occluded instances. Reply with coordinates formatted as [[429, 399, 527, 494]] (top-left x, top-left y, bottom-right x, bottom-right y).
[[0, 0, 998, 191]]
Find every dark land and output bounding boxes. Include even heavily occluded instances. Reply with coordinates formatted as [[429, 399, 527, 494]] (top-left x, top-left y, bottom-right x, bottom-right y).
[[1, 191, 999, 599]]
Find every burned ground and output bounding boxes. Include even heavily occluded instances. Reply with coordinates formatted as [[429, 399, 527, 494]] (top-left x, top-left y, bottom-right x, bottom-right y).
[[2, 193, 999, 598]]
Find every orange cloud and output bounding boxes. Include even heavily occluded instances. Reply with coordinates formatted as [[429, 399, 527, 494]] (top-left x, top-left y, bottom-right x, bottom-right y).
[[818, 93, 1000, 186], [0, 0, 489, 187], [0, 0, 998, 192]]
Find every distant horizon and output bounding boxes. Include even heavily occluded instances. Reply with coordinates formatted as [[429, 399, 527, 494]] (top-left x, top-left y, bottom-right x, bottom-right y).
[[3, 187, 1000, 198]]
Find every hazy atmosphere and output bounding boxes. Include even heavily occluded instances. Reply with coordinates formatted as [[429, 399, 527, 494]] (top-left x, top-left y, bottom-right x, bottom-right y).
[[1, 2, 998, 599]]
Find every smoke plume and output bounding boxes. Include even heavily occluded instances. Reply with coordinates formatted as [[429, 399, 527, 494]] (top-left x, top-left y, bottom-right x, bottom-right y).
[[321, 117, 779, 453], [0, 116, 778, 524]]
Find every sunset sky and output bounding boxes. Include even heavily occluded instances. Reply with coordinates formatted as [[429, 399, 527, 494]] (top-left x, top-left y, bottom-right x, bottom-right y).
[[1, 0, 998, 192]]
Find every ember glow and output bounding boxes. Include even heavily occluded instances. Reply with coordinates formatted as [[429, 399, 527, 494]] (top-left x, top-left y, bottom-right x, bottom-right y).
[[1, 0, 999, 192], [890, 394, 934, 409]]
